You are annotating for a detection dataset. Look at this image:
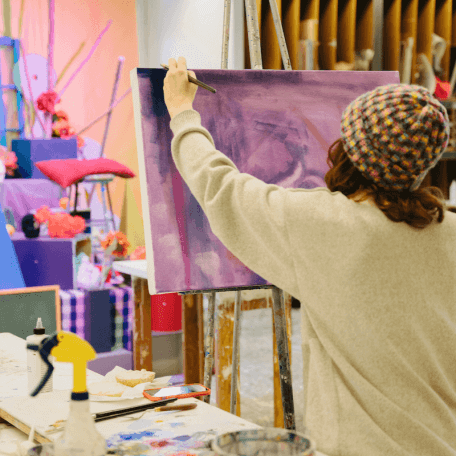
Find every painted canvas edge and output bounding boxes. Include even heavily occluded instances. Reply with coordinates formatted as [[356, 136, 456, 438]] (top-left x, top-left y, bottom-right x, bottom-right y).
[[130, 68, 157, 296]]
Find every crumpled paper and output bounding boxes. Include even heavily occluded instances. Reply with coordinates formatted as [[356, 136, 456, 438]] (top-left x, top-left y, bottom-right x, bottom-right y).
[[88, 366, 172, 402]]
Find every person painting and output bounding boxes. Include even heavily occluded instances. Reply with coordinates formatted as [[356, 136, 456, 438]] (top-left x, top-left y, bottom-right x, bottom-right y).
[[163, 56, 456, 456]]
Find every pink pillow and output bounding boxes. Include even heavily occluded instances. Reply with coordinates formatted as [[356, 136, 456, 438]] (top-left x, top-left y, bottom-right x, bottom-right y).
[[35, 158, 135, 188]]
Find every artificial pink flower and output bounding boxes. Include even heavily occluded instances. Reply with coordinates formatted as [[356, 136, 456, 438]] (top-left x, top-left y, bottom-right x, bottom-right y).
[[4, 151, 17, 169], [52, 119, 72, 137], [59, 197, 69, 210], [0, 150, 18, 176], [37, 90, 60, 114], [54, 110, 69, 121], [130, 246, 146, 260], [34, 205, 52, 224], [101, 231, 130, 258], [47, 213, 85, 238], [76, 135, 85, 148]]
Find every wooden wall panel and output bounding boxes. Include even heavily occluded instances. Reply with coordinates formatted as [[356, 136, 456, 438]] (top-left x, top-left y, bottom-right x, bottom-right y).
[[356, 0, 374, 51], [451, 0, 456, 82], [319, 0, 339, 68], [418, 0, 436, 62], [300, 0, 321, 69], [338, 0, 357, 62], [262, 0, 283, 68], [384, 0, 403, 70], [401, 0, 419, 82], [435, 0, 452, 80], [283, 0, 302, 70]]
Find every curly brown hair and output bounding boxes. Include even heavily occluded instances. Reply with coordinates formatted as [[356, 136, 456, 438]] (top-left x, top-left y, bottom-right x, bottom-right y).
[[324, 139, 456, 229]]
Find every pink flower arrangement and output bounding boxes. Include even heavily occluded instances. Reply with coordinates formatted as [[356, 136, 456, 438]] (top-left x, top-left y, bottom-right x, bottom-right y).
[[130, 245, 146, 260], [34, 205, 85, 238], [100, 231, 130, 258], [51, 111, 85, 148], [0, 145, 18, 176], [36, 90, 60, 114], [47, 212, 85, 238], [36, 93, 85, 148]]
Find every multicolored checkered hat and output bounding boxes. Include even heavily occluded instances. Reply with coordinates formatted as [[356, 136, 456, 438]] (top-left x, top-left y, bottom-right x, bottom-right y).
[[340, 84, 450, 191]]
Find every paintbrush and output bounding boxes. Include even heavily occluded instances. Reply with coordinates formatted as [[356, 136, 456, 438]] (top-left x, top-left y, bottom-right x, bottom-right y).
[[153, 402, 197, 412], [45, 397, 178, 434], [160, 64, 217, 93]]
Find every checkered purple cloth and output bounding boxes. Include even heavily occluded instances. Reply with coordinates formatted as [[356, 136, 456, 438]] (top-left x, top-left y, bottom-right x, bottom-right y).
[[60, 287, 133, 351]]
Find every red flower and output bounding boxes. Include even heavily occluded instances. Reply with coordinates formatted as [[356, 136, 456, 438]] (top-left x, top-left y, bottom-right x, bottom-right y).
[[434, 76, 451, 101], [37, 90, 60, 114]]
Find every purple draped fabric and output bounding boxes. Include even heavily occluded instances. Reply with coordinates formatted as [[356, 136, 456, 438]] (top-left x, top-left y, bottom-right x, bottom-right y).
[[1, 179, 65, 230]]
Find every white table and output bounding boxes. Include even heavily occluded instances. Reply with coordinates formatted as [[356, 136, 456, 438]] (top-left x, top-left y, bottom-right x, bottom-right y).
[[0, 333, 326, 455], [112, 259, 147, 279]]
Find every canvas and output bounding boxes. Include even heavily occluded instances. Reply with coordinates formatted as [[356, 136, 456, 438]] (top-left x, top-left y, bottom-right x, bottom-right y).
[[131, 68, 400, 295]]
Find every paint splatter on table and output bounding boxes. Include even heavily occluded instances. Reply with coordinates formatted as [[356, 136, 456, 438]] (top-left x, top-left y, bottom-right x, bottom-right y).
[[100, 398, 261, 455]]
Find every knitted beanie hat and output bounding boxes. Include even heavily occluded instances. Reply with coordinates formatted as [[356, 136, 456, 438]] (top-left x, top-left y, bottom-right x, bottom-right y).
[[340, 84, 450, 192]]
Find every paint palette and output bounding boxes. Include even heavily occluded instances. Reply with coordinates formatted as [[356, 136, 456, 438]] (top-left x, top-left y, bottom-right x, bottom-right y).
[[106, 430, 213, 455]]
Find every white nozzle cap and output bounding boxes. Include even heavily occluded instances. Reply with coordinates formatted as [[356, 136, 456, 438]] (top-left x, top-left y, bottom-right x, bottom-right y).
[[36, 318, 43, 329]]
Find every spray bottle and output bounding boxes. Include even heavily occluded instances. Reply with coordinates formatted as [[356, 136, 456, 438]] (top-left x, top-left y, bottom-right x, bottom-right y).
[[27, 331, 106, 456], [26, 318, 53, 394]]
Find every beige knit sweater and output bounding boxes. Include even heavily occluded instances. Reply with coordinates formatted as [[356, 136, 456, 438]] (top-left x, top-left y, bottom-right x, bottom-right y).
[[170, 109, 456, 456]]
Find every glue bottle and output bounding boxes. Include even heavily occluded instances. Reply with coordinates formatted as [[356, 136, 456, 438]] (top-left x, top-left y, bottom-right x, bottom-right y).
[[26, 318, 53, 394]]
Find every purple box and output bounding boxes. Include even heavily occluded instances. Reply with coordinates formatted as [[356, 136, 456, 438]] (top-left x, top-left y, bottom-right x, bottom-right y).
[[12, 232, 91, 289], [84, 289, 113, 353], [11, 138, 78, 179]]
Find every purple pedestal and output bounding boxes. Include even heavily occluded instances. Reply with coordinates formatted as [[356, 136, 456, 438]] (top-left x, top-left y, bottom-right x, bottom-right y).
[[11, 232, 89, 289], [12, 138, 77, 179]]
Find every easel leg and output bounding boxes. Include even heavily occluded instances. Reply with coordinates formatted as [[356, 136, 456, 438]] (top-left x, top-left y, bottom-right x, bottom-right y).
[[216, 297, 241, 416], [230, 290, 242, 414], [271, 287, 295, 430], [203, 291, 216, 403], [183, 293, 204, 384], [132, 277, 152, 371], [273, 291, 293, 427]]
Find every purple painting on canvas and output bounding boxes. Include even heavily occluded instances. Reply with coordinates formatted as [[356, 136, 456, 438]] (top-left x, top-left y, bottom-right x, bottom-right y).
[[133, 69, 400, 294]]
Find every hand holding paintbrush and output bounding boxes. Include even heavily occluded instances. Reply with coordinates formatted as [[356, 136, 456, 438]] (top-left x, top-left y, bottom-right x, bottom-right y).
[[162, 56, 216, 119]]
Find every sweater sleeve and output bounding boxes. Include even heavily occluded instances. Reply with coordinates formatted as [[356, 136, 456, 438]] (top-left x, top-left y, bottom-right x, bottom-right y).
[[170, 109, 298, 297]]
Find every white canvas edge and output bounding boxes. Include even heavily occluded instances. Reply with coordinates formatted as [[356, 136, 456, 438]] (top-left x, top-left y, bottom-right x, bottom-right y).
[[129, 68, 157, 296]]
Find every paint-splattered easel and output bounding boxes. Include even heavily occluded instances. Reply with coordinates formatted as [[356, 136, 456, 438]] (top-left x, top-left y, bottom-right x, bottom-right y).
[[180, 0, 296, 431]]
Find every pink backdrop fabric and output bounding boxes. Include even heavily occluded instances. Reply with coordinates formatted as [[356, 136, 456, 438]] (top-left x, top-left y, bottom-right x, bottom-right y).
[[133, 69, 400, 294]]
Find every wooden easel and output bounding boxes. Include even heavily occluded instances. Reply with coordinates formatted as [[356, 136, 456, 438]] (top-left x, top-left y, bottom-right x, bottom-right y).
[[180, 0, 296, 431]]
